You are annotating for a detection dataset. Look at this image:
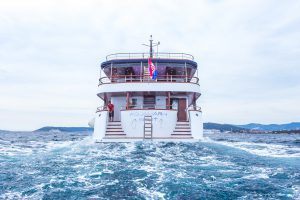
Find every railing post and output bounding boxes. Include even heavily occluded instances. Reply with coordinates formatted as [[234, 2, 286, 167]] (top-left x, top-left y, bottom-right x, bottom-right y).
[[140, 61, 143, 82], [126, 92, 129, 110], [168, 92, 171, 110], [185, 62, 188, 82], [110, 63, 113, 80]]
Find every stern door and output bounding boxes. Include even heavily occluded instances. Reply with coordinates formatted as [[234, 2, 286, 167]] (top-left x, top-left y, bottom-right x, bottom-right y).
[[178, 99, 187, 121]]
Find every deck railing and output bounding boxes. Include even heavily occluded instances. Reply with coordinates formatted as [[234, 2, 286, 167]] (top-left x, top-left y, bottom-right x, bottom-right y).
[[96, 105, 201, 113], [106, 52, 194, 61], [123, 104, 173, 110], [98, 75, 199, 85]]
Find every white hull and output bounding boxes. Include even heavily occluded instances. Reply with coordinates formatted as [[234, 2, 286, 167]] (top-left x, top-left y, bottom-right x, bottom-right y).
[[93, 109, 203, 142]]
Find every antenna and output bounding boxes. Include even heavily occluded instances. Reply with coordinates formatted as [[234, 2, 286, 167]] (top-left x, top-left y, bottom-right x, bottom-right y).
[[142, 35, 160, 58]]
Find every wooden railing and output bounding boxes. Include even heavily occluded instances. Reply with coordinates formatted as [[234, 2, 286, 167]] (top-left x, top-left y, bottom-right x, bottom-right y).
[[98, 75, 199, 85]]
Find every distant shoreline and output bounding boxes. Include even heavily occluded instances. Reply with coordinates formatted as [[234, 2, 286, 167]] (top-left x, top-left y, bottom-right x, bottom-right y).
[[1, 129, 300, 135], [1, 122, 300, 133]]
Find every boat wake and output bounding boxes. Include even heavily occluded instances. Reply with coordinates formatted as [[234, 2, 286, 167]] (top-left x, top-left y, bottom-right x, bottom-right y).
[[202, 136, 300, 158], [0, 131, 299, 199]]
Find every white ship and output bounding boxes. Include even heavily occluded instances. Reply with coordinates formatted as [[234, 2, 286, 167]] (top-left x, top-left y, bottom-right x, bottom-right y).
[[93, 36, 203, 142]]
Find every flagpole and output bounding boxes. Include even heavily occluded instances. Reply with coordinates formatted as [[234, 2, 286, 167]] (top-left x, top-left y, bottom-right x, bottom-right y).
[[150, 35, 153, 58], [142, 35, 160, 59]]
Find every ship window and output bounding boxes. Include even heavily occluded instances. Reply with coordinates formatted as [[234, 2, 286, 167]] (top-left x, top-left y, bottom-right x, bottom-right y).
[[130, 98, 138, 109]]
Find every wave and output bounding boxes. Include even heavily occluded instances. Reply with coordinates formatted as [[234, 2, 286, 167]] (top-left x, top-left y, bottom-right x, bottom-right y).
[[202, 136, 300, 158], [1, 131, 300, 199]]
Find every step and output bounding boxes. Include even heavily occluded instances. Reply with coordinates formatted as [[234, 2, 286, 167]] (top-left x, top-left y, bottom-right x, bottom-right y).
[[107, 124, 122, 126], [106, 129, 124, 133], [174, 130, 191, 132], [173, 130, 191, 133], [106, 130, 124, 132], [105, 132, 126, 135], [174, 126, 191, 131], [175, 126, 191, 129], [175, 124, 190, 127], [105, 134, 126, 137], [176, 121, 190, 124], [106, 127, 123, 129], [106, 127, 123, 131], [105, 136, 126, 138], [171, 133, 192, 137]]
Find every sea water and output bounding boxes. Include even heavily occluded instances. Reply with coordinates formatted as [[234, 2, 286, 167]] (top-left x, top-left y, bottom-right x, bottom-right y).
[[0, 131, 299, 199]]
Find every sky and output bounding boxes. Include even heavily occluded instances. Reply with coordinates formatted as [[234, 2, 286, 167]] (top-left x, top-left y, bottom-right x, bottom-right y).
[[0, 0, 300, 131]]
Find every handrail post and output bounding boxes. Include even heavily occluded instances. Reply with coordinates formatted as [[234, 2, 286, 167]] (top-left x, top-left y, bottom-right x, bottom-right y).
[[184, 62, 187, 82], [110, 63, 113, 80], [140, 61, 143, 82]]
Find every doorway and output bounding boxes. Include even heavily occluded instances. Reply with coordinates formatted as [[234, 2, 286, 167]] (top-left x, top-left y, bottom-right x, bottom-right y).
[[171, 98, 187, 121]]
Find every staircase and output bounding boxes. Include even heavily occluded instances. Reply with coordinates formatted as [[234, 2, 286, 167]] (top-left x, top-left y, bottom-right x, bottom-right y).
[[143, 96, 155, 109], [172, 121, 193, 138], [143, 66, 150, 80], [104, 121, 126, 138], [144, 116, 153, 139]]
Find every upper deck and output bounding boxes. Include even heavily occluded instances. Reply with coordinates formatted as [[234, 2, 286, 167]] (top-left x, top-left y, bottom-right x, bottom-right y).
[[100, 52, 198, 83]]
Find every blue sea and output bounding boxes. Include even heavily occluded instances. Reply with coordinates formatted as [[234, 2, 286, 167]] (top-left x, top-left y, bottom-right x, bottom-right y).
[[0, 131, 299, 199]]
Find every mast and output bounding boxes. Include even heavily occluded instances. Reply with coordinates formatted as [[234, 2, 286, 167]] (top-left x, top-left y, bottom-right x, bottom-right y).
[[143, 35, 160, 58], [150, 35, 153, 58]]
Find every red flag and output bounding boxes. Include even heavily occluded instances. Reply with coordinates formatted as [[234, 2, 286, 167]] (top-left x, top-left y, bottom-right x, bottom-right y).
[[148, 57, 157, 79]]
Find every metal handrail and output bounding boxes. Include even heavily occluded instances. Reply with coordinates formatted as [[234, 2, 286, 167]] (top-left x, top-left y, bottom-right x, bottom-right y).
[[106, 52, 194, 61], [124, 104, 173, 110], [96, 106, 107, 112], [188, 106, 202, 112], [98, 75, 199, 85]]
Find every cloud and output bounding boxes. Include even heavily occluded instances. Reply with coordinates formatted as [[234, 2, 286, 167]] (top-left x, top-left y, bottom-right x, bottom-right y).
[[0, 0, 300, 130]]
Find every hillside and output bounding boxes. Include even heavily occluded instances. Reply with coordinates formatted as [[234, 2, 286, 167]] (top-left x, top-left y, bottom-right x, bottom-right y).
[[236, 122, 300, 131], [203, 123, 247, 132], [34, 127, 93, 132]]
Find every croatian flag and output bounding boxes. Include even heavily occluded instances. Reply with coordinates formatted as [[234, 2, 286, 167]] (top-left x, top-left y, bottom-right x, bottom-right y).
[[148, 57, 158, 80]]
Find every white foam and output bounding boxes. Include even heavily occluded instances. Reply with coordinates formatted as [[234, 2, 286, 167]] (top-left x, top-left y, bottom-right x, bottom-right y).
[[292, 185, 300, 200], [198, 155, 235, 167], [207, 139, 300, 158], [243, 173, 269, 179], [137, 186, 166, 200], [0, 192, 22, 200]]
